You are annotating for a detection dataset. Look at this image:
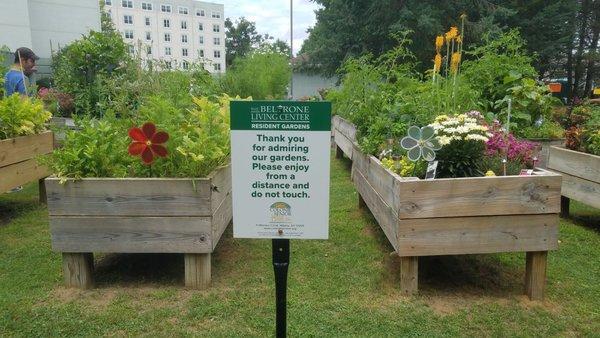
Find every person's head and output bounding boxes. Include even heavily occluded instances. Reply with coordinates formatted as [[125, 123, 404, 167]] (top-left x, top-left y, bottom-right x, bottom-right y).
[[14, 47, 39, 77]]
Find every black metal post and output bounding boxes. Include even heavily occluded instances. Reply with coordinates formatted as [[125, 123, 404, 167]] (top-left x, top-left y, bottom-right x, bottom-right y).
[[272, 239, 290, 338]]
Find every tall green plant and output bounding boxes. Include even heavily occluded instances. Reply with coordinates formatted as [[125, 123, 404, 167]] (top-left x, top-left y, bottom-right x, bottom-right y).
[[220, 51, 291, 99]]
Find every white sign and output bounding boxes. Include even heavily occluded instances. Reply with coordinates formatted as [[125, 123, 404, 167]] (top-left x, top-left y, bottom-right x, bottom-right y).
[[230, 101, 331, 239]]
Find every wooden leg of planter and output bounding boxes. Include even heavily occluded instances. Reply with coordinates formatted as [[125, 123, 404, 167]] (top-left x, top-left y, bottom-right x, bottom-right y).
[[62, 253, 94, 289], [560, 196, 570, 218], [358, 193, 367, 209], [335, 145, 344, 159], [38, 178, 47, 204], [399, 256, 418, 295], [525, 251, 547, 301], [185, 253, 211, 289]]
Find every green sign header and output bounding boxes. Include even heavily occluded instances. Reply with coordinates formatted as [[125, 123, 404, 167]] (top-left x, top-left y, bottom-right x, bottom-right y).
[[230, 101, 331, 131]]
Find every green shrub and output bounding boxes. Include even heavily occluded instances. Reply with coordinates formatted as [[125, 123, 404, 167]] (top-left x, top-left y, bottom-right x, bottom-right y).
[[220, 51, 291, 99], [43, 94, 243, 179], [0, 94, 52, 139]]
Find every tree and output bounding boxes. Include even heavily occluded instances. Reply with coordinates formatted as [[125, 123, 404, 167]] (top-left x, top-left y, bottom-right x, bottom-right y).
[[225, 17, 264, 66]]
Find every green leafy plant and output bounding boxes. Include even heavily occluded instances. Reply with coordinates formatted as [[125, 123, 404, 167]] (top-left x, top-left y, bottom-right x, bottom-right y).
[[43, 94, 246, 179], [220, 51, 291, 99], [0, 94, 52, 139]]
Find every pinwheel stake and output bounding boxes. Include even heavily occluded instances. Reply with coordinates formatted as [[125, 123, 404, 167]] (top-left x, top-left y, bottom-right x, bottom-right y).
[[400, 126, 441, 176]]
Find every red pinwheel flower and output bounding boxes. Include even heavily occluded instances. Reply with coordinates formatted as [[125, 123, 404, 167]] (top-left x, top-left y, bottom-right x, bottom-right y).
[[128, 122, 169, 165]]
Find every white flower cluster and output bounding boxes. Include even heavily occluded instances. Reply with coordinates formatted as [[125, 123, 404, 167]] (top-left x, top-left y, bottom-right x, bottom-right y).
[[429, 114, 491, 146]]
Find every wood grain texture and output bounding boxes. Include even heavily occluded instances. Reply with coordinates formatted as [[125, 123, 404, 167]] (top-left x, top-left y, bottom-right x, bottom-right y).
[[399, 256, 418, 295], [397, 174, 561, 219], [548, 146, 600, 183], [0, 132, 53, 168], [62, 252, 94, 289], [556, 170, 600, 209], [0, 158, 50, 193], [45, 178, 212, 216], [50, 216, 213, 253], [352, 166, 399, 252], [209, 165, 232, 213], [333, 115, 357, 141], [184, 253, 211, 289], [211, 194, 232, 251], [525, 251, 547, 301], [396, 214, 558, 256]]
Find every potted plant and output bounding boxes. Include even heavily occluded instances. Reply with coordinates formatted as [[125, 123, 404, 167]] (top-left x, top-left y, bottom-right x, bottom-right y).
[[0, 94, 53, 200], [43, 94, 241, 289]]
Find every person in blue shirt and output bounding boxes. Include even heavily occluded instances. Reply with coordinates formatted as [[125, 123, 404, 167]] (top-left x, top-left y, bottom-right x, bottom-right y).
[[4, 47, 39, 97]]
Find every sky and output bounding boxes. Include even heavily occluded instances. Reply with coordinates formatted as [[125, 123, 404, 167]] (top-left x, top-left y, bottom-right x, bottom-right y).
[[218, 0, 321, 54]]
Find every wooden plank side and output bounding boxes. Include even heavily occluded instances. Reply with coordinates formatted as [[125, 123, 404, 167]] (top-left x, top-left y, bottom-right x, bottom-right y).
[[212, 194, 232, 250], [396, 214, 558, 256], [210, 165, 232, 213], [49, 216, 213, 253], [397, 174, 561, 219], [0, 159, 50, 193], [333, 131, 354, 159], [548, 146, 600, 183], [335, 116, 357, 141], [0, 132, 54, 168], [45, 178, 212, 216], [352, 166, 398, 252], [557, 170, 600, 209]]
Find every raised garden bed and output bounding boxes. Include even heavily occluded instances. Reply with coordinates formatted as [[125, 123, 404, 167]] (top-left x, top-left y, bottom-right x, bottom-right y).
[[332, 115, 356, 159], [548, 146, 600, 216], [45, 165, 232, 290], [0, 132, 54, 200], [526, 138, 565, 169], [334, 117, 561, 300]]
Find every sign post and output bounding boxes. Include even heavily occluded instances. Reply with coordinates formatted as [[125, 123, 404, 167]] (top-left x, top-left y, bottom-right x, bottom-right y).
[[230, 101, 331, 337]]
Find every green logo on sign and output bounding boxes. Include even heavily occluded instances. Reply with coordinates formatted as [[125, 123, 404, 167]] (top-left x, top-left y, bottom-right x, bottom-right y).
[[270, 202, 292, 223]]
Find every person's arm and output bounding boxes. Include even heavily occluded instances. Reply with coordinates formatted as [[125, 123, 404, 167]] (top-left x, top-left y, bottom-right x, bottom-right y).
[[16, 77, 26, 96]]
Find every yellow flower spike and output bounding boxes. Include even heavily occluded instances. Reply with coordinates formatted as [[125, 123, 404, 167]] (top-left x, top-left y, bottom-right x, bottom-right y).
[[450, 52, 461, 74], [448, 26, 459, 40], [433, 53, 442, 73], [456, 35, 463, 44], [435, 35, 444, 52]]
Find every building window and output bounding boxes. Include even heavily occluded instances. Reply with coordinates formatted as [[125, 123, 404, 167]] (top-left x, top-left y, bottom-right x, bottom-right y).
[[211, 11, 221, 19], [182, 48, 188, 57], [141, 2, 152, 10], [145, 32, 151, 40], [105, 0, 112, 5], [181, 21, 187, 29], [213, 50, 221, 58], [196, 9, 205, 16], [124, 15, 133, 24], [161, 4, 171, 12], [181, 34, 188, 43], [199, 49, 204, 57], [164, 33, 171, 42], [213, 63, 221, 71], [165, 61, 172, 69], [107, 9, 112, 19], [165, 47, 171, 56], [145, 17, 151, 25], [178, 6, 188, 14], [146, 46, 152, 55], [198, 23, 203, 31], [124, 30, 134, 39], [163, 19, 170, 28], [128, 45, 135, 53], [199, 36, 204, 44], [182, 60, 189, 69], [122, 0, 133, 8], [212, 24, 220, 33], [213, 37, 220, 45]]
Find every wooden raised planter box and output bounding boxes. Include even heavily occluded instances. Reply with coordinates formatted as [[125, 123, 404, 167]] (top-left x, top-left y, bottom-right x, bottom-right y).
[[332, 115, 356, 159], [548, 146, 600, 216], [526, 138, 565, 169], [0, 132, 53, 199], [45, 165, 232, 290], [333, 117, 561, 300]]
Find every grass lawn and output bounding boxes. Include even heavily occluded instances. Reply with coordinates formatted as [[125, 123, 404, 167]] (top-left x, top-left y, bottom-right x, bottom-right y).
[[1, 152, 599, 336]]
